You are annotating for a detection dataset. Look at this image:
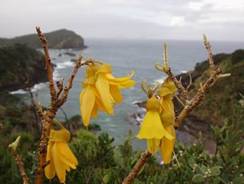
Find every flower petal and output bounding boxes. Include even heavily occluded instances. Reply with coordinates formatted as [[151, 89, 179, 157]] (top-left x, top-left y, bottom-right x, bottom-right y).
[[137, 111, 174, 140], [95, 75, 114, 114], [147, 139, 160, 154], [51, 143, 67, 183], [44, 143, 55, 180], [110, 85, 123, 103], [80, 86, 96, 127], [160, 126, 176, 164]]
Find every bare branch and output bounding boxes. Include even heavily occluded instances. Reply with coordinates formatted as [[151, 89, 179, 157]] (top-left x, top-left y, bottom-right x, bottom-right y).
[[203, 34, 215, 70], [9, 137, 30, 184], [57, 56, 83, 107], [11, 151, 30, 184], [161, 44, 189, 100], [122, 152, 152, 184], [56, 79, 64, 98], [36, 27, 57, 107], [186, 73, 192, 91], [175, 67, 221, 127]]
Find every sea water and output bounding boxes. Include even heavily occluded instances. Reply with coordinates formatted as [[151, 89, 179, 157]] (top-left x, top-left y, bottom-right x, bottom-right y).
[[12, 39, 244, 148]]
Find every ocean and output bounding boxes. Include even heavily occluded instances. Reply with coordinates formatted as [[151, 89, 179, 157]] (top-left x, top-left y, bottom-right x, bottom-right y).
[[11, 39, 244, 148]]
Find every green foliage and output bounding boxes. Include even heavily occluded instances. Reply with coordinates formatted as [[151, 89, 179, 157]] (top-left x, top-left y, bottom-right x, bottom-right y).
[[193, 49, 244, 124], [0, 44, 47, 90], [0, 29, 85, 49]]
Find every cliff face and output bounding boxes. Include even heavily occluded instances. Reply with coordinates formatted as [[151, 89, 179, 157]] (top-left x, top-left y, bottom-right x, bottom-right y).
[[0, 29, 86, 49], [189, 49, 244, 125], [0, 44, 48, 91]]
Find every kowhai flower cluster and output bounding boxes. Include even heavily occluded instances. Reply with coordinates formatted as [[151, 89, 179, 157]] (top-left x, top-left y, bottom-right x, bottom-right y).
[[45, 126, 78, 183], [80, 63, 135, 127], [137, 79, 177, 164]]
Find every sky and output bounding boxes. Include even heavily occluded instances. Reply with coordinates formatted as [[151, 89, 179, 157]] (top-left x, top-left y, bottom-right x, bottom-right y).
[[0, 0, 244, 41]]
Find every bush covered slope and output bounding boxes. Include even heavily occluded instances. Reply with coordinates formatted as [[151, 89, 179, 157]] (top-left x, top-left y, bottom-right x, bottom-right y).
[[0, 44, 47, 91], [190, 49, 244, 124], [0, 29, 86, 49]]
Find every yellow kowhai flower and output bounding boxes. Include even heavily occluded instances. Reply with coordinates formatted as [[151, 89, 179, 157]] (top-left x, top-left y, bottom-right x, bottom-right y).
[[137, 96, 174, 154], [45, 127, 78, 183], [80, 64, 106, 127], [80, 63, 135, 127], [159, 78, 177, 164]]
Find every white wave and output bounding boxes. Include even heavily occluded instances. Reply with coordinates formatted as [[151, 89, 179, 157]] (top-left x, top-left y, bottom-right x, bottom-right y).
[[53, 70, 62, 81], [153, 76, 166, 85], [31, 83, 47, 92], [56, 60, 74, 69], [10, 89, 27, 95], [9, 82, 47, 95], [180, 70, 188, 74]]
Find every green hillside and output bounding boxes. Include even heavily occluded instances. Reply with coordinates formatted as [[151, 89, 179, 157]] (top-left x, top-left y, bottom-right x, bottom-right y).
[[0, 29, 86, 49], [0, 44, 47, 91]]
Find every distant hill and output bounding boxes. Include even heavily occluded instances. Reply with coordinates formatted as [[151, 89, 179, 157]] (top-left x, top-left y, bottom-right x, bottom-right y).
[[0, 29, 87, 49], [0, 44, 47, 91]]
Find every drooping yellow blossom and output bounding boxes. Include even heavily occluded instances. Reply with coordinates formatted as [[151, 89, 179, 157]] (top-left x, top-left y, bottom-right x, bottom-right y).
[[45, 127, 78, 183], [136, 79, 177, 164], [95, 64, 135, 113], [159, 78, 177, 164], [80, 63, 135, 127], [137, 96, 174, 154]]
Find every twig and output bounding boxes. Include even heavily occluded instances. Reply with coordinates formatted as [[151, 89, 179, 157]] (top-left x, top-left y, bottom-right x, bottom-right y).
[[56, 79, 64, 98], [166, 68, 189, 100], [203, 34, 215, 70], [159, 43, 189, 100], [11, 150, 30, 184], [9, 137, 30, 184], [36, 27, 57, 107], [57, 56, 83, 108], [175, 67, 221, 127], [186, 73, 192, 91], [122, 152, 152, 184]]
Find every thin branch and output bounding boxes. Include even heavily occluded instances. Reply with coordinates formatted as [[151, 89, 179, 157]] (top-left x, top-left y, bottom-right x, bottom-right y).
[[161, 44, 189, 100], [36, 27, 57, 107], [175, 67, 221, 127], [203, 34, 215, 70], [57, 56, 83, 107], [122, 152, 152, 184], [186, 73, 192, 91], [9, 137, 30, 184], [56, 79, 64, 98], [11, 150, 30, 184], [175, 95, 185, 107], [166, 68, 189, 100]]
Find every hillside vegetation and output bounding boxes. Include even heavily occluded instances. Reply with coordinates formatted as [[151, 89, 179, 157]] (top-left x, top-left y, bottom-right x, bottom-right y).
[[0, 29, 86, 49], [0, 44, 47, 91], [190, 49, 244, 124]]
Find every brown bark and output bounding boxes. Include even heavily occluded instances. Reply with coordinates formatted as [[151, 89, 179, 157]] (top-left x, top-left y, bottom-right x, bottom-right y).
[[122, 151, 152, 184], [11, 150, 30, 184], [34, 27, 85, 184]]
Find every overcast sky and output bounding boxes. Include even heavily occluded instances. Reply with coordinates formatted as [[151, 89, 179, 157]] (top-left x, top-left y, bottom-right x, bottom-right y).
[[0, 0, 244, 41]]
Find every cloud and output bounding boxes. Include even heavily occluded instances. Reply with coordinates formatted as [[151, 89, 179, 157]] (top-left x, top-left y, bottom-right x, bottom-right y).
[[0, 0, 243, 40]]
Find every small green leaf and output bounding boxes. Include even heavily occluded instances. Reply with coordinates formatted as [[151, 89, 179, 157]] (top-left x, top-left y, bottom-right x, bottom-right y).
[[103, 174, 110, 184], [155, 64, 163, 71], [192, 174, 205, 183], [209, 166, 221, 176]]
